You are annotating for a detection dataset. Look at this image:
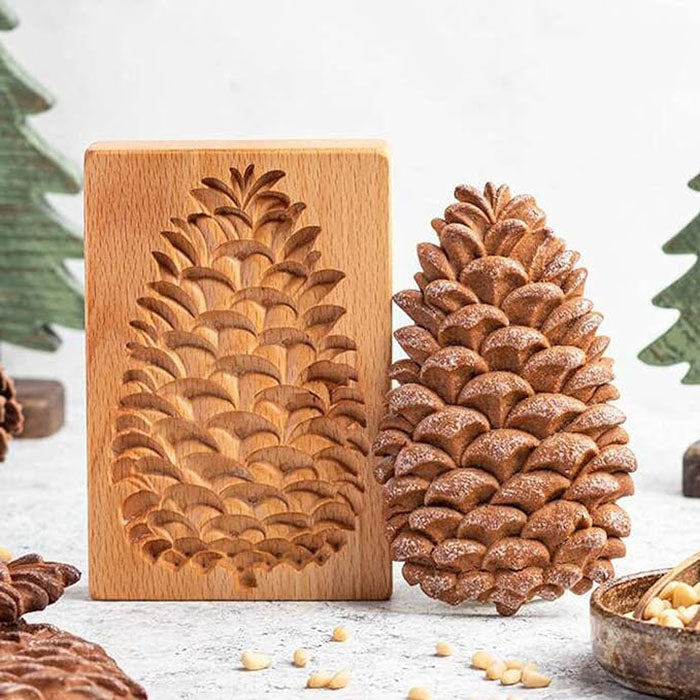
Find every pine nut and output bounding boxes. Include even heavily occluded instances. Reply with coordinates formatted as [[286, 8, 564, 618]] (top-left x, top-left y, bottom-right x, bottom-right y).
[[328, 670, 350, 690], [307, 671, 333, 688], [293, 648, 310, 667], [471, 650, 493, 669], [240, 651, 270, 671], [643, 597, 665, 620], [522, 668, 551, 688], [660, 581, 679, 600], [658, 608, 681, 626], [435, 640, 453, 657], [506, 696, 523, 700], [332, 626, 349, 642], [408, 687, 431, 700], [523, 662, 538, 674], [505, 659, 524, 669], [673, 582, 699, 608], [680, 604, 700, 625], [500, 668, 522, 685], [659, 610, 685, 628], [485, 659, 506, 680]]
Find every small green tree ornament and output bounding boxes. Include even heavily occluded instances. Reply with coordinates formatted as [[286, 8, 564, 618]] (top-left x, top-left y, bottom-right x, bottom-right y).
[[0, 0, 83, 352], [640, 173, 700, 496], [0, 0, 83, 440]]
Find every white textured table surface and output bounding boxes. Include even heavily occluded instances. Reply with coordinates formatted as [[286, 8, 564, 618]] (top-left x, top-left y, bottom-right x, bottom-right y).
[[2, 335, 698, 700]]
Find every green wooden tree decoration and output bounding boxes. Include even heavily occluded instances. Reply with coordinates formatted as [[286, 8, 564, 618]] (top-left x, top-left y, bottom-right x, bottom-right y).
[[640, 173, 700, 382], [0, 0, 83, 352], [640, 173, 700, 497]]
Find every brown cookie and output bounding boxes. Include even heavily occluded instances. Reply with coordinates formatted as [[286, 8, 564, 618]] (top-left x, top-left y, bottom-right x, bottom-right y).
[[0, 555, 80, 623], [0, 620, 146, 698], [373, 183, 635, 615], [0, 369, 23, 462]]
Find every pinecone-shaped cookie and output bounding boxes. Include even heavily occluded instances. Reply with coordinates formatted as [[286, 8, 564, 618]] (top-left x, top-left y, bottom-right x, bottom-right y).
[[373, 183, 635, 615], [0, 621, 147, 698], [0, 369, 23, 462], [113, 165, 368, 585], [0, 554, 80, 623]]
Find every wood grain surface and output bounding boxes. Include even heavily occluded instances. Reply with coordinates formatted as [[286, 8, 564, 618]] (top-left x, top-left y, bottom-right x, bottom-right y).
[[85, 141, 392, 600]]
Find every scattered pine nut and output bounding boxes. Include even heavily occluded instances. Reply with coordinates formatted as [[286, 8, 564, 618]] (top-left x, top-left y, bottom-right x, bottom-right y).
[[307, 671, 333, 688], [471, 650, 493, 669], [435, 640, 453, 657], [240, 651, 270, 671], [505, 659, 524, 670], [408, 688, 431, 700], [328, 670, 351, 690], [331, 626, 349, 642], [522, 668, 551, 688], [500, 668, 522, 685], [485, 659, 506, 680], [293, 648, 310, 667], [0, 547, 11, 563]]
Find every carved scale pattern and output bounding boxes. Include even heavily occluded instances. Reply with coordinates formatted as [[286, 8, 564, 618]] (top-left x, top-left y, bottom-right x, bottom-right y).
[[112, 166, 368, 586], [373, 183, 635, 615]]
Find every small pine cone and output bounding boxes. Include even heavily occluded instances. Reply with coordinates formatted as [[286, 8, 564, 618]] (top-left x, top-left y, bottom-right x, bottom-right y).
[[0, 554, 80, 623], [373, 182, 635, 615], [0, 368, 23, 462], [0, 620, 147, 698]]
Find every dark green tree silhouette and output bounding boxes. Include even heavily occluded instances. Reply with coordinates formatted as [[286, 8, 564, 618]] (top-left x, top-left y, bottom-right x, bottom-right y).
[[640, 174, 700, 382], [0, 0, 83, 351]]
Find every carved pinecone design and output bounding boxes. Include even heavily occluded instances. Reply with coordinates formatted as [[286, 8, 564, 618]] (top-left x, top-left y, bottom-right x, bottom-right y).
[[0, 621, 147, 699], [0, 368, 23, 462], [373, 183, 635, 615], [0, 554, 80, 623], [113, 165, 368, 584]]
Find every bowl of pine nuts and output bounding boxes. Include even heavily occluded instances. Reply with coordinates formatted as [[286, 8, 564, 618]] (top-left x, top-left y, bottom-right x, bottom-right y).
[[591, 569, 700, 699]]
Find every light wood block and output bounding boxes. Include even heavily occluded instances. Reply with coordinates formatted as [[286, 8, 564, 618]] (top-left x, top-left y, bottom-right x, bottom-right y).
[[85, 141, 392, 600]]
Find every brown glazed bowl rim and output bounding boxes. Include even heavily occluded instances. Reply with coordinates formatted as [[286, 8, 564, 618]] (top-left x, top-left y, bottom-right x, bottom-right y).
[[591, 567, 700, 636]]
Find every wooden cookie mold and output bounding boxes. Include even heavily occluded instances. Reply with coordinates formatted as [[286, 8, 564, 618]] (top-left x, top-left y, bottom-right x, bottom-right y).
[[86, 141, 392, 600]]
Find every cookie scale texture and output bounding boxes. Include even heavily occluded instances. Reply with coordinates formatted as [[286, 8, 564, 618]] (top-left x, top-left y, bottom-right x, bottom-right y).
[[0, 621, 147, 699], [372, 183, 635, 615]]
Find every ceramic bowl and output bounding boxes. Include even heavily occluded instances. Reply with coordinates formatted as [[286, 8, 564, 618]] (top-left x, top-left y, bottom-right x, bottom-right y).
[[591, 569, 700, 698]]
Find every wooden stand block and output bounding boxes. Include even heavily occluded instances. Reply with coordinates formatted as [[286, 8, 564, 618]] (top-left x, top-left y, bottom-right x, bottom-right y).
[[14, 379, 65, 438], [85, 141, 392, 600], [683, 440, 700, 497]]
